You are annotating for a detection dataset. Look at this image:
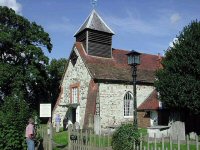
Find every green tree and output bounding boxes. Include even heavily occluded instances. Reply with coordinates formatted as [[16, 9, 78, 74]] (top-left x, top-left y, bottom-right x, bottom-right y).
[[0, 92, 30, 149], [155, 20, 200, 114], [47, 58, 67, 107], [0, 6, 52, 109], [0, 6, 52, 149], [112, 124, 139, 150]]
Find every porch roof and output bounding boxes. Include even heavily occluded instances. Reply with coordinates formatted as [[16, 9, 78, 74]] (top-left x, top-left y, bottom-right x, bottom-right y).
[[138, 90, 159, 111]]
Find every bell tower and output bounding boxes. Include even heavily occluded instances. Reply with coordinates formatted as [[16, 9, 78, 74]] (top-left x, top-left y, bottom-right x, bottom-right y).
[[74, 10, 114, 58]]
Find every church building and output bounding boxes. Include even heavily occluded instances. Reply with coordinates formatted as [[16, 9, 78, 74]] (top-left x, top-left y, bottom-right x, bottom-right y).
[[52, 9, 163, 132]]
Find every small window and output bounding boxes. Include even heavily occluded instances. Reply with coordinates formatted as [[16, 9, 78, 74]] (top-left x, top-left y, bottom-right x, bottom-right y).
[[124, 92, 133, 117], [72, 87, 78, 103], [70, 83, 80, 104]]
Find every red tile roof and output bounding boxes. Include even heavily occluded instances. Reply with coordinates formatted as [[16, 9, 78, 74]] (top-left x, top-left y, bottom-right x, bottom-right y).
[[138, 90, 159, 110], [75, 42, 161, 83]]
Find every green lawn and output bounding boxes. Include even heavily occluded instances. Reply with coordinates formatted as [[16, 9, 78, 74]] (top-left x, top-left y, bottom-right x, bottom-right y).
[[52, 129, 112, 149], [53, 130, 69, 145], [53, 130, 68, 150]]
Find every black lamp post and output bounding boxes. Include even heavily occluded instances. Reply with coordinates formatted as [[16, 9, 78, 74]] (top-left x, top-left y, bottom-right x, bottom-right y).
[[126, 50, 141, 130]]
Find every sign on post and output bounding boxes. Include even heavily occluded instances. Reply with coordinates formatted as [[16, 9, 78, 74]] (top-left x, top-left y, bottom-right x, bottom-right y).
[[40, 103, 51, 117]]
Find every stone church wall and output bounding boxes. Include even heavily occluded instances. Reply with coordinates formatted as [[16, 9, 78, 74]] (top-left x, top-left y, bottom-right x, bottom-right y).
[[98, 83, 154, 128], [53, 46, 156, 129], [53, 46, 92, 128]]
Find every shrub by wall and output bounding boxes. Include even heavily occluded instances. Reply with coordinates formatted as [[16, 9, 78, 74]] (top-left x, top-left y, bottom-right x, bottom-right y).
[[111, 124, 140, 150]]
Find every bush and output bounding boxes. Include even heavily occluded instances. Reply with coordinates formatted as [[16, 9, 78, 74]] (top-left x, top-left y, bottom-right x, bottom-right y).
[[0, 94, 30, 150], [111, 124, 140, 150]]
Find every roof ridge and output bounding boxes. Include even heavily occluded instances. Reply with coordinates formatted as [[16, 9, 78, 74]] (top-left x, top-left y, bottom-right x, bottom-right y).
[[113, 48, 161, 57], [74, 9, 114, 36], [92, 9, 115, 34], [86, 9, 95, 28]]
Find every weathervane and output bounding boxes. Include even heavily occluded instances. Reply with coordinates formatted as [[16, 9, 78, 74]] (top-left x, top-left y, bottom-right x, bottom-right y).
[[91, 0, 98, 8]]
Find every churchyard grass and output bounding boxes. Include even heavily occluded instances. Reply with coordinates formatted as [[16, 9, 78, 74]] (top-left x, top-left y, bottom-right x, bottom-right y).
[[53, 130, 111, 147], [53, 130, 69, 146]]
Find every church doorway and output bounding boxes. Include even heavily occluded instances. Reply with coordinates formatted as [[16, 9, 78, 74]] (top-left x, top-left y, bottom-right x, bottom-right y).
[[72, 108, 76, 124]]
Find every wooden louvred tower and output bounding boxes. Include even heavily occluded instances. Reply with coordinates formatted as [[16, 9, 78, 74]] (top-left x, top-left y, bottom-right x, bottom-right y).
[[74, 9, 114, 58]]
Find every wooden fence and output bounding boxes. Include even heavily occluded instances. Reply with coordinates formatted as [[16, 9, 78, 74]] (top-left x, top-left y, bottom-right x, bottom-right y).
[[68, 128, 112, 150], [139, 133, 199, 150], [36, 124, 53, 150], [68, 128, 200, 150]]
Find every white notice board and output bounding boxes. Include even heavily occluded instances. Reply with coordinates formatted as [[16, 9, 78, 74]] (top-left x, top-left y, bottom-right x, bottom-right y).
[[40, 104, 51, 117]]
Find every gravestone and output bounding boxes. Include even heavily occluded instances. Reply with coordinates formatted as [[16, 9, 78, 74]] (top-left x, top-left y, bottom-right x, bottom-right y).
[[94, 115, 101, 135], [189, 132, 196, 140], [170, 121, 185, 140]]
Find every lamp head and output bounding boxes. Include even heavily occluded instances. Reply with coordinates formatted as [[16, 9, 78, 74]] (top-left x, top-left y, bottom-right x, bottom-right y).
[[126, 50, 141, 65]]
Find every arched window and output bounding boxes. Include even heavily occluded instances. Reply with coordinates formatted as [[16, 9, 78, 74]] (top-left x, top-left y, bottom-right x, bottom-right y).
[[124, 92, 133, 117]]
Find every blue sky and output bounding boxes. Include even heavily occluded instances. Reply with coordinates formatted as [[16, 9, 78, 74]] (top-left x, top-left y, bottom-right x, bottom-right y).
[[1, 0, 200, 59]]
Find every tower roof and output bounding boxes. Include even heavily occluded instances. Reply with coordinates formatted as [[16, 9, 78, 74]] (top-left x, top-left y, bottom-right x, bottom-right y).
[[74, 9, 115, 36]]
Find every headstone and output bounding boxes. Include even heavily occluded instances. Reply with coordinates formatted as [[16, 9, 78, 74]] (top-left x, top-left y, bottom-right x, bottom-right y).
[[94, 115, 101, 135], [189, 132, 196, 140], [74, 122, 80, 130], [170, 121, 185, 140]]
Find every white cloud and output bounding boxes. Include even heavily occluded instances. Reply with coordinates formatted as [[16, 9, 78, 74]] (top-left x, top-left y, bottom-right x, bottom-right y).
[[169, 38, 178, 47], [170, 13, 181, 24], [0, 0, 22, 14]]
